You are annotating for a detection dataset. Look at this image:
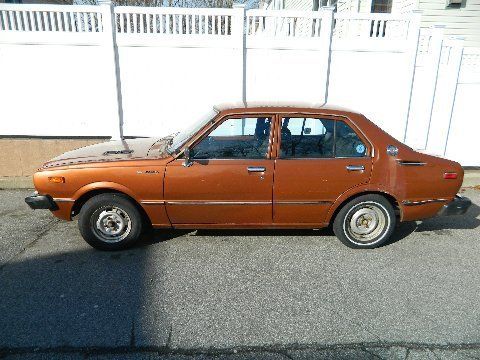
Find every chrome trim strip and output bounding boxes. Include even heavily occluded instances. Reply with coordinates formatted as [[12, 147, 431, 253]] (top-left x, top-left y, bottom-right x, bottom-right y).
[[52, 198, 75, 203], [397, 160, 427, 166], [166, 201, 271, 205], [402, 199, 449, 206], [141, 200, 166, 205], [161, 200, 332, 206], [274, 201, 332, 205]]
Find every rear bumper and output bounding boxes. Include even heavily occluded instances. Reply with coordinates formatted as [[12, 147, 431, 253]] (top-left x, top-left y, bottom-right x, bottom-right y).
[[25, 193, 58, 211], [437, 195, 471, 216]]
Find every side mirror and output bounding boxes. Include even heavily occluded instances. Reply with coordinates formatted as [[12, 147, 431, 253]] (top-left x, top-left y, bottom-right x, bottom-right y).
[[183, 147, 193, 167]]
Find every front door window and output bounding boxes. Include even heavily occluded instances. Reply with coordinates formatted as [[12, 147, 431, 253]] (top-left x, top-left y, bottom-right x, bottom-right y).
[[193, 117, 272, 160]]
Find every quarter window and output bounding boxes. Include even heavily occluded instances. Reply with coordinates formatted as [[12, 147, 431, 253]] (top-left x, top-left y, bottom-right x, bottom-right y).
[[192, 117, 272, 159], [335, 121, 367, 157]]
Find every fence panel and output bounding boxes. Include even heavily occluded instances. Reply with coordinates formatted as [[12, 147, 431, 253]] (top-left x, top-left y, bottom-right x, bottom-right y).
[[0, 3, 105, 45]]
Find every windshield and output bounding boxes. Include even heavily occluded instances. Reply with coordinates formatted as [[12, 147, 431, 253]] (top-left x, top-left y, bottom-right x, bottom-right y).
[[167, 109, 218, 154]]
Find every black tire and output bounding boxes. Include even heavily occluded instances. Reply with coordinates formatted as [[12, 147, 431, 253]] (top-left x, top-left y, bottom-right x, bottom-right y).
[[78, 193, 144, 251], [333, 194, 396, 249]]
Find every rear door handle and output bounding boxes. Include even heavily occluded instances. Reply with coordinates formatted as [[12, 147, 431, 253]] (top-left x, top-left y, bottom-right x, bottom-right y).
[[247, 166, 266, 173], [346, 165, 365, 171]]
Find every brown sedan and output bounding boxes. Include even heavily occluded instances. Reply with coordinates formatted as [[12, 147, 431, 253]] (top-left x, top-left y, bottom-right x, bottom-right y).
[[25, 106, 471, 250]]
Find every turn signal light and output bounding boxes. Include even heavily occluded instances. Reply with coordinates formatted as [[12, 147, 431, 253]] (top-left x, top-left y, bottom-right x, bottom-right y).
[[443, 172, 458, 180], [48, 176, 65, 183]]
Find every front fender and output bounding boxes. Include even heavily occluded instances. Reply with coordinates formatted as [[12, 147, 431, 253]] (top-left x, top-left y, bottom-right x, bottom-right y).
[[72, 181, 138, 201]]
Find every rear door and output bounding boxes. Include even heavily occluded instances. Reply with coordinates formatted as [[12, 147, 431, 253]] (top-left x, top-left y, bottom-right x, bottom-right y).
[[273, 115, 373, 225], [164, 115, 275, 225]]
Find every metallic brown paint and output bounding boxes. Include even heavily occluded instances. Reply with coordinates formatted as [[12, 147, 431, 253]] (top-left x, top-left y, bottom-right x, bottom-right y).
[[31, 107, 464, 229]]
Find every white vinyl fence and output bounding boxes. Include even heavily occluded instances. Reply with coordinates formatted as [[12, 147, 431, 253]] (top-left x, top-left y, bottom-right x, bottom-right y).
[[0, 2, 479, 165]]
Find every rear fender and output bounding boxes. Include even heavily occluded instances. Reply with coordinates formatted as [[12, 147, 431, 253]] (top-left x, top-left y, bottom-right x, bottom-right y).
[[325, 185, 401, 224]]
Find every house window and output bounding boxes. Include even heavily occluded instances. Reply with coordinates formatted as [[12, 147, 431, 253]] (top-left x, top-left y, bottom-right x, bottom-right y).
[[314, 0, 338, 10], [371, 0, 392, 12], [445, 0, 465, 8]]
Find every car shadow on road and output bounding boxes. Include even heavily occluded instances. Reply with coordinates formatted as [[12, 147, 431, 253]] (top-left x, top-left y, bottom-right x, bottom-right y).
[[137, 227, 334, 248], [387, 200, 480, 246]]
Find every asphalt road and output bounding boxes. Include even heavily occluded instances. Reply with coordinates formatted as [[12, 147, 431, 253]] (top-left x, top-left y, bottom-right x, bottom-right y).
[[1, 189, 480, 359]]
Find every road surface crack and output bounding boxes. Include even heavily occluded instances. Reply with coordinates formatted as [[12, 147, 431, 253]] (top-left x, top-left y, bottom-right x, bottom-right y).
[[0, 218, 59, 273]]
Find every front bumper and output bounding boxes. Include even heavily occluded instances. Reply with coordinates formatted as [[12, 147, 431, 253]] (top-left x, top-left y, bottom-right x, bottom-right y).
[[25, 193, 58, 211], [437, 195, 471, 216]]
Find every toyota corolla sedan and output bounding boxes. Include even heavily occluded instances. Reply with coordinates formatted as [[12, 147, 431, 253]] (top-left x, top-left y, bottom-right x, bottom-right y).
[[25, 106, 471, 250]]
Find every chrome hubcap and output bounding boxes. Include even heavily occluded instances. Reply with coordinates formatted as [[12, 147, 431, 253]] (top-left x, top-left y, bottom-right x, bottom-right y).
[[346, 203, 386, 243], [94, 207, 131, 243]]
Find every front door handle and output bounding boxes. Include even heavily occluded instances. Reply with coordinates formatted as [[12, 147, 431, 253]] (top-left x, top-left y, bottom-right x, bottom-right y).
[[247, 166, 266, 173], [346, 165, 365, 172]]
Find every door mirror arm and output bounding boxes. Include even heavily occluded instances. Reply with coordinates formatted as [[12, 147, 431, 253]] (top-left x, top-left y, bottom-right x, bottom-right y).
[[183, 147, 193, 167]]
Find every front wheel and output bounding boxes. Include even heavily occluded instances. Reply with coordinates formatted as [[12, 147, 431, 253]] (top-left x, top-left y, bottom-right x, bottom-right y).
[[333, 194, 396, 249], [78, 193, 144, 251]]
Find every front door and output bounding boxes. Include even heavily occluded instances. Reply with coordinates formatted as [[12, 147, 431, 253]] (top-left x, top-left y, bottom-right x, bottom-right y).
[[273, 115, 373, 225], [164, 115, 275, 225]]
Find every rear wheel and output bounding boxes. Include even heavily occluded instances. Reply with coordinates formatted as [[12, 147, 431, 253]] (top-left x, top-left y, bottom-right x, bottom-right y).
[[333, 194, 396, 249], [78, 193, 144, 251]]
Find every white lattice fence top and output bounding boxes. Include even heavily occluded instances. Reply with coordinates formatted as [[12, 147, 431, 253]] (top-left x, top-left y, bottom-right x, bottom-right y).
[[114, 7, 234, 36], [0, 4, 103, 33], [333, 13, 411, 40], [246, 10, 324, 38]]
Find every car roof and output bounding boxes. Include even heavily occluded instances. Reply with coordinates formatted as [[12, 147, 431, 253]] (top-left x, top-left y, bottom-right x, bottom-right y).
[[213, 102, 361, 117]]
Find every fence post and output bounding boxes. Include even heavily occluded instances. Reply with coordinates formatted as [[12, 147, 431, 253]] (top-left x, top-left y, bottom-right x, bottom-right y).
[[319, 6, 334, 105], [99, 0, 123, 140], [420, 25, 444, 149], [402, 10, 421, 142], [425, 37, 464, 155], [232, 3, 246, 105]]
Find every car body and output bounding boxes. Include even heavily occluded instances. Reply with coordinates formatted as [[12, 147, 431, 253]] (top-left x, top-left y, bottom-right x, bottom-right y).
[[25, 106, 471, 250]]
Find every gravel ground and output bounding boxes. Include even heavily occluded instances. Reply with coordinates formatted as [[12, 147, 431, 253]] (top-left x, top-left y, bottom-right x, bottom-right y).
[[0, 189, 479, 359]]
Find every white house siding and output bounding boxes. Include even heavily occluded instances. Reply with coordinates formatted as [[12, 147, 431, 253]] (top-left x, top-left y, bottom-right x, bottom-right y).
[[284, 0, 313, 10], [337, 0, 361, 12], [359, 0, 372, 12], [418, 0, 480, 47], [392, 0, 416, 12]]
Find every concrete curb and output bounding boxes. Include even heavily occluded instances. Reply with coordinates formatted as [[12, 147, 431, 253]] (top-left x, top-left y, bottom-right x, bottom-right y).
[[462, 170, 480, 188], [0, 176, 33, 190]]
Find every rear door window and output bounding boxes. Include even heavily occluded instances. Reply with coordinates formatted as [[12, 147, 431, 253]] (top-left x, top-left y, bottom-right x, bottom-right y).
[[280, 117, 334, 158]]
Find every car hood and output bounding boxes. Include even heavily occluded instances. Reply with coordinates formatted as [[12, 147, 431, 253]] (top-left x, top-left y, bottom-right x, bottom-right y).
[[42, 137, 172, 169]]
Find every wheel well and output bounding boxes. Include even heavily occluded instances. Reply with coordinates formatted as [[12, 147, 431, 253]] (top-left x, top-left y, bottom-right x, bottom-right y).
[[328, 191, 400, 225], [71, 189, 151, 226]]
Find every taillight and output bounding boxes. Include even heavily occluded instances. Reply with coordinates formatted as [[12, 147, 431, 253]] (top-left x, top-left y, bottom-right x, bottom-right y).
[[443, 172, 458, 180]]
